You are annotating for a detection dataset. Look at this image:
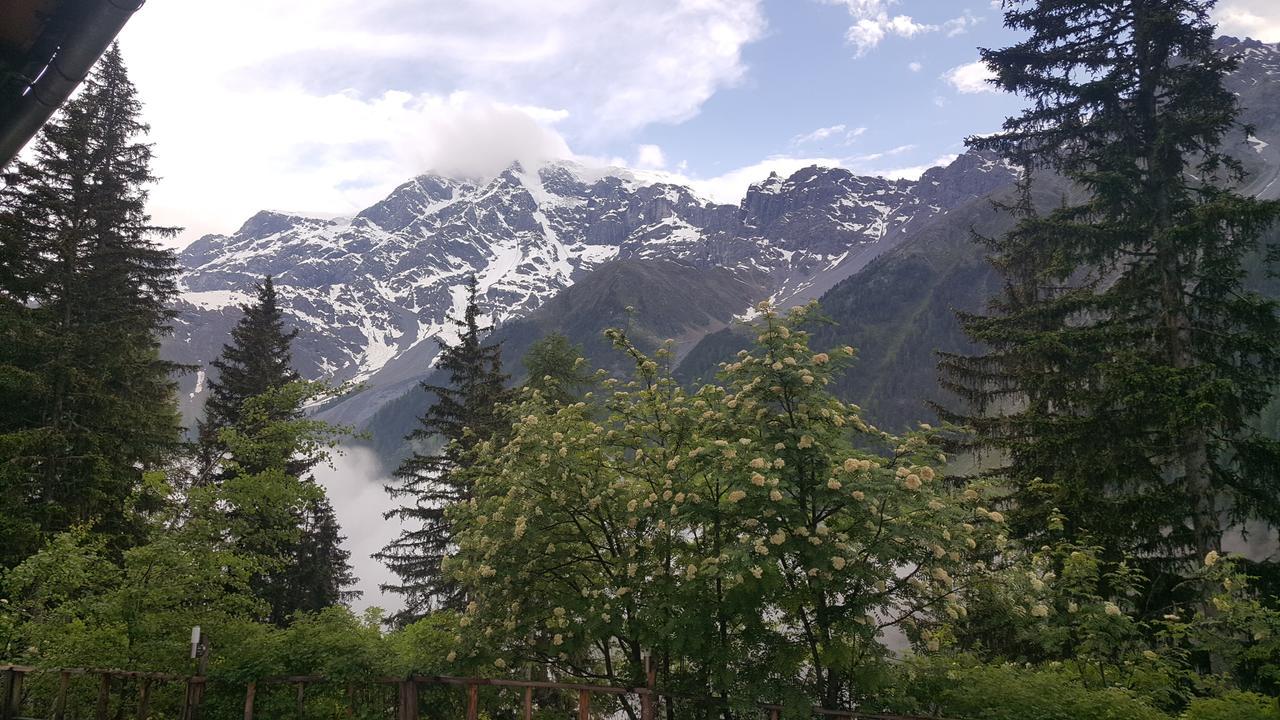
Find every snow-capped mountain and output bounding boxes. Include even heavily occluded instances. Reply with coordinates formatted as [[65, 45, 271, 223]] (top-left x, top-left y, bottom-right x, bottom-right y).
[[164, 35, 1280, 432], [167, 152, 1016, 425]]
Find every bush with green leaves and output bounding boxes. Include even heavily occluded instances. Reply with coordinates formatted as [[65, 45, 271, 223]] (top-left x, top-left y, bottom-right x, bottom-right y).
[[928, 531, 1280, 713], [1182, 692, 1279, 720], [447, 302, 1009, 709], [887, 656, 1172, 720]]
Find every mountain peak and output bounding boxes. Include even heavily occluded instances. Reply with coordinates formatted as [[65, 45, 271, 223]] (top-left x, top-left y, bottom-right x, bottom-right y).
[[235, 210, 313, 238]]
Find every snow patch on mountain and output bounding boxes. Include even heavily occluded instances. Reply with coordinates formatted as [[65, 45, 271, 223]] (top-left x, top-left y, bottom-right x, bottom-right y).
[[181, 289, 253, 311]]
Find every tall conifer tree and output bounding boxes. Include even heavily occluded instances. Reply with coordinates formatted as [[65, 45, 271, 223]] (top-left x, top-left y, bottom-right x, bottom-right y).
[[377, 276, 512, 623], [0, 43, 182, 567], [197, 279, 358, 624], [198, 274, 299, 469], [939, 1, 1280, 585]]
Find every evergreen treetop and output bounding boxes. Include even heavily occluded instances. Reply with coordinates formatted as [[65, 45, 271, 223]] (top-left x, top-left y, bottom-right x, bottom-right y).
[[197, 274, 300, 483], [377, 275, 512, 624]]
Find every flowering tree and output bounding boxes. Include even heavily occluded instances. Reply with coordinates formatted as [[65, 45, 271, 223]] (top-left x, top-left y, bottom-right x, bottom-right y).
[[446, 303, 1008, 710]]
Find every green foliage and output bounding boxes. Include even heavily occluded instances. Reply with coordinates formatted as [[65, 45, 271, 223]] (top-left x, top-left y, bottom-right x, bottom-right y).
[[447, 302, 1008, 706], [889, 656, 1172, 720], [221, 607, 391, 682], [379, 275, 513, 622], [1, 519, 259, 671], [1182, 692, 1279, 720], [933, 537, 1280, 709], [521, 332, 593, 406], [200, 381, 358, 626]]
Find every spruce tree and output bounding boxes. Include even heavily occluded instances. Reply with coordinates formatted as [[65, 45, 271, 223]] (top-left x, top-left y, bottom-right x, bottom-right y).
[[377, 276, 512, 623], [0, 43, 182, 567], [197, 274, 299, 477], [197, 284, 358, 624], [939, 1, 1280, 585], [287, 495, 361, 614]]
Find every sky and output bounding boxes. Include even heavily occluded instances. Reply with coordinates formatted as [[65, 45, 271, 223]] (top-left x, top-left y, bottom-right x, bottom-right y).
[[116, 0, 1280, 247]]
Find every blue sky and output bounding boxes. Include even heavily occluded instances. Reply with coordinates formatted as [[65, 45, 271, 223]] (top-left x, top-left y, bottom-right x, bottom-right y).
[[116, 0, 1280, 245], [614, 1, 1024, 180]]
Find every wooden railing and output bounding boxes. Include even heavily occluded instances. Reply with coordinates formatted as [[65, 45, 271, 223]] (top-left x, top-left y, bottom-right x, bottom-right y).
[[2, 664, 944, 720], [0, 664, 198, 720]]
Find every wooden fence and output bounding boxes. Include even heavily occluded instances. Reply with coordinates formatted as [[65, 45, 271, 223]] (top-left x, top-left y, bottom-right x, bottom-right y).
[[2, 664, 942, 720], [0, 665, 197, 720]]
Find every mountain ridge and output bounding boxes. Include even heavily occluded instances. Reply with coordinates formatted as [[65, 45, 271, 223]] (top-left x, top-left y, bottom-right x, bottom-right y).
[[166, 152, 1016, 429]]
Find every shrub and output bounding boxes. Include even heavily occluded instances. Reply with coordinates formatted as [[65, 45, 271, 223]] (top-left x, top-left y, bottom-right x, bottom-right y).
[[1182, 692, 1279, 720], [886, 657, 1171, 720]]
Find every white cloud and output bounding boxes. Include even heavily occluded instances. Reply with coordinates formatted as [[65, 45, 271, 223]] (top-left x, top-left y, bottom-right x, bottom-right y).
[[635, 144, 667, 170], [941, 12, 980, 37], [136, 84, 574, 246], [117, 0, 766, 244], [794, 123, 846, 144], [942, 60, 998, 93], [876, 154, 959, 180], [908, 61, 923, 72], [823, 0, 974, 56], [791, 123, 866, 146], [850, 143, 916, 162], [1213, 0, 1280, 41], [680, 156, 845, 203]]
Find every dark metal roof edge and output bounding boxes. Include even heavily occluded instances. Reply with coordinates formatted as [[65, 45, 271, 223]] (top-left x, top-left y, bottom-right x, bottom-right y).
[[0, 0, 145, 169]]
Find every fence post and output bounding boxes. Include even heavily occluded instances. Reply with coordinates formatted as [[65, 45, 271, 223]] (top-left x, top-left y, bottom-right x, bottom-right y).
[[397, 679, 418, 720], [1, 667, 22, 720], [137, 678, 152, 720], [94, 673, 112, 720], [183, 675, 206, 720], [243, 681, 256, 720], [52, 671, 70, 720], [523, 686, 533, 720], [295, 682, 306, 719], [10, 670, 20, 720], [641, 654, 655, 720], [579, 689, 591, 720], [465, 683, 479, 720]]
